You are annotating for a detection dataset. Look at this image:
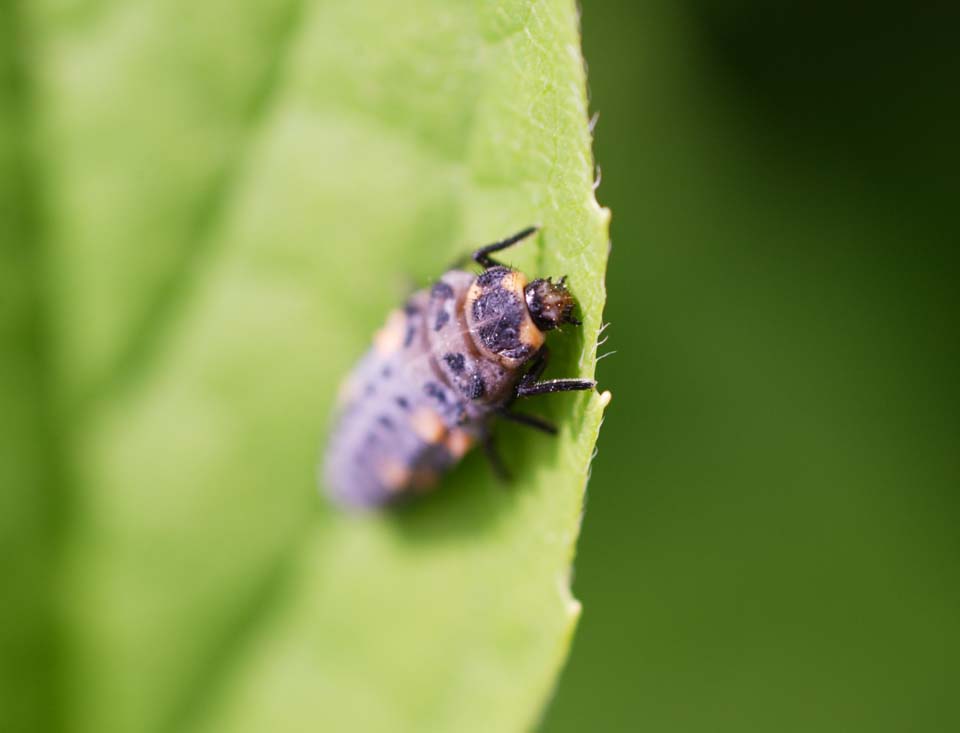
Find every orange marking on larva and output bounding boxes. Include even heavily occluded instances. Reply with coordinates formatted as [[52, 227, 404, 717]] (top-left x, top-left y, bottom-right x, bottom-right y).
[[500, 270, 546, 352], [377, 459, 411, 493], [410, 407, 447, 444], [466, 281, 483, 307], [519, 311, 545, 351], [373, 309, 406, 355], [500, 270, 529, 298], [445, 428, 474, 459], [411, 468, 440, 492]]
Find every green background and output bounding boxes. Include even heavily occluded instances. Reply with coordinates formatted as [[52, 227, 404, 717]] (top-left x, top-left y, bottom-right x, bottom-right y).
[[546, 2, 959, 731]]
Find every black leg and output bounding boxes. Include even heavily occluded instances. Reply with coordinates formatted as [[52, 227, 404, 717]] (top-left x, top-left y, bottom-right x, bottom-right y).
[[482, 431, 511, 482], [516, 345, 596, 399], [516, 378, 596, 397], [497, 409, 558, 435], [521, 346, 551, 385], [472, 226, 538, 269]]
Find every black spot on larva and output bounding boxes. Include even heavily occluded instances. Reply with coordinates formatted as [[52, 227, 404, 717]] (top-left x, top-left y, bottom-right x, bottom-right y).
[[395, 396, 410, 411], [431, 281, 454, 300], [444, 352, 465, 372], [472, 286, 523, 354], [424, 381, 448, 404], [378, 415, 395, 431], [404, 302, 420, 316], [403, 324, 416, 347], [434, 309, 450, 331], [365, 432, 379, 446], [381, 365, 392, 379], [467, 372, 487, 399], [364, 382, 376, 396], [477, 266, 509, 288]]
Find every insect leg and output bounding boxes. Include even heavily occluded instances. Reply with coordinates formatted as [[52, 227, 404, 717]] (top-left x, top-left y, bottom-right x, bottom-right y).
[[521, 346, 551, 384], [471, 226, 539, 269], [516, 346, 596, 398], [516, 378, 596, 397], [497, 408, 558, 435], [482, 431, 512, 482]]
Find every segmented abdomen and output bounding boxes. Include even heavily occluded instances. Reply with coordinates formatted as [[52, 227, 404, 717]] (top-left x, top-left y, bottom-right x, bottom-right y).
[[324, 285, 477, 507]]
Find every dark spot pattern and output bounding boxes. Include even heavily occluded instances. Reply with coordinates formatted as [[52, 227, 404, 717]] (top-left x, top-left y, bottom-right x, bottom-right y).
[[444, 352, 465, 372], [326, 265, 561, 508], [424, 381, 448, 404], [477, 266, 509, 288], [467, 372, 487, 399], [472, 286, 524, 355], [431, 281, 454, 300]]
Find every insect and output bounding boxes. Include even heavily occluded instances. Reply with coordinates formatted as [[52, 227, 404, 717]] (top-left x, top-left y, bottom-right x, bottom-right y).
[[323, 226, 597, 508]]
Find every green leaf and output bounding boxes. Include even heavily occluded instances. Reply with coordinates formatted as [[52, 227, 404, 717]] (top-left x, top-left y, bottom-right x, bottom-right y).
[[6, 0, 609, 730]]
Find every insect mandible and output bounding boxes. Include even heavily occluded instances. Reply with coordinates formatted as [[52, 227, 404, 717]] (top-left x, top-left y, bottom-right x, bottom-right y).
[[323, 227, 597, 508]]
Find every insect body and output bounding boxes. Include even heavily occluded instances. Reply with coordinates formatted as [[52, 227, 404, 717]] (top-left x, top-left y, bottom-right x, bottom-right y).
[[323, 227, 596, 507]]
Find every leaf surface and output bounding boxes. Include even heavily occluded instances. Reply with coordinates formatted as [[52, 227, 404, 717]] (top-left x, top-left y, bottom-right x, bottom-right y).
[[7, 1, 609, 730]]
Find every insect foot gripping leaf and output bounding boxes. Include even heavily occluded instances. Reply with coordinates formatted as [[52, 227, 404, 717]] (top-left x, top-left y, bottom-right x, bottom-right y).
[[15, 1, 608, 732]]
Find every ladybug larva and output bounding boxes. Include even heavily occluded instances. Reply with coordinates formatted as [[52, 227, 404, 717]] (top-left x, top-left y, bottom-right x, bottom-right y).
[[323, 226, 597, 508]]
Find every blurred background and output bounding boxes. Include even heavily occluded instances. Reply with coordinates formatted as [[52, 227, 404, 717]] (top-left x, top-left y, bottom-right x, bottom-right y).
[[546, 1, 959, 731]]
